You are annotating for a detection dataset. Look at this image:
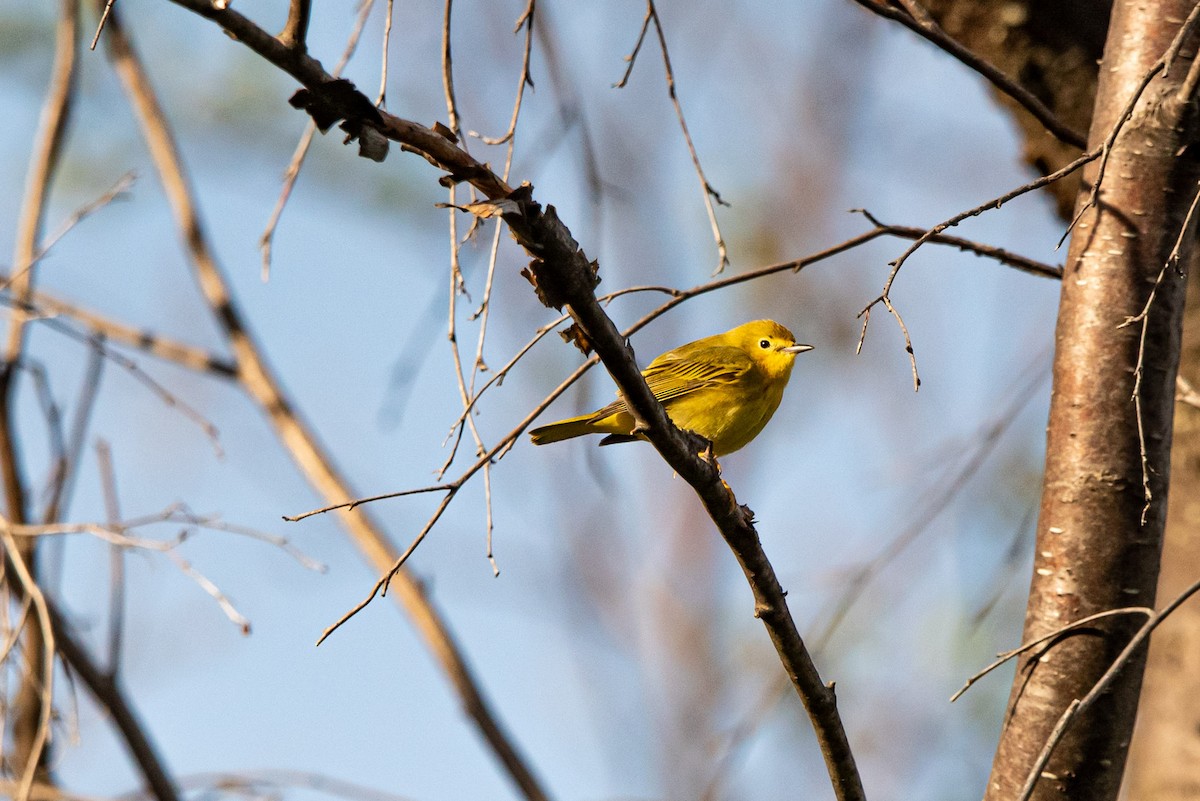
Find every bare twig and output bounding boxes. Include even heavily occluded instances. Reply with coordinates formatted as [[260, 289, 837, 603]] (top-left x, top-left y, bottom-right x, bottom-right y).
[[615, 0, 729, 274], [1055, 8, 1200, 250], [1117, 177, 1200, 522], [1169, 1, 1200, 101], [47, 603, 181, 801], [440, 0, 464, 140], [850, 0, 1087, 148], [2, 172, 135, 295], [1014, 577, 1200, 801], [857, 148, 1100, 390], [4, 0, 79, 786], [96, 441, 125, 674], [375, 0, 393, 108], [260, 0, 377, 280], [40, 346, 103, 524], [1057, 59, 1166, 248], [951, 607, 1152, 703], [476, 1, 536, 146], [852, 208, 1062, 279], [91, 0, 116, 49], [0, 524, 56, 801], [17, 314, 224, 455], [0, 291, 236, 378]]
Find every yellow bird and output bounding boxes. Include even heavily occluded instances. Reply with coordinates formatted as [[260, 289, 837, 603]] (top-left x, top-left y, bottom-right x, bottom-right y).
[[529, 319, 813, 456]]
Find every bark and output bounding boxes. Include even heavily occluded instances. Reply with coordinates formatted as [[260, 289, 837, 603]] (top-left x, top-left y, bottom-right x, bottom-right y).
[[983, 2, 1200, 799]]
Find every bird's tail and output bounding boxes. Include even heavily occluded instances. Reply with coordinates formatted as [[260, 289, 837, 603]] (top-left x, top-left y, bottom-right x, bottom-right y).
[[529, 414, 602, 446]]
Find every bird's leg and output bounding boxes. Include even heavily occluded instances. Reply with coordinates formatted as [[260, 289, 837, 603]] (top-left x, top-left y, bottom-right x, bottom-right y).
[[699, 438, 721, 473]]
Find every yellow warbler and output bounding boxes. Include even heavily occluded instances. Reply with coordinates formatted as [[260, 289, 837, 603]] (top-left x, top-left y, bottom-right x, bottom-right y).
[[529, 319, 813, 456]]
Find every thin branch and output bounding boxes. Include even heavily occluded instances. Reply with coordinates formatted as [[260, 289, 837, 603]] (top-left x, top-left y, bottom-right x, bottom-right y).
[[1117, 177, 1200, 522], [2, 172, 136, 296], [19, 316, 224, 455], [0, 524, 56, 801], [1057, 60, 1166, 248], [47, 603, 181, 801], [279, 0, 310, 50], [1055, 10, 1200, 250], [375, 0, 393, 108], [13, 505, 325, 574], [0, 290, 236, 378], [260, 0, 377, 281], [852, 208, 1062, 279], [615, 0, 729, 274], [7, 0, 78, 364], [857, 148, 1100, 390], [440, 0, 464, 140], [1169, 0, 1200, 101], [126, 769, 418, 801], [851, 0, 1087, 148], [91, 0, 116, 49], [476, 1, 536, 146], [96, 440, 125, 676], [443, 2, 538, 564], [1014, 576, 1200, 801], [951, 607, 1152, 703], [317, 490, 457, 645], [4, 0, 79, 786], [39, 345, 103, 524], [20, 360, 67, 518]]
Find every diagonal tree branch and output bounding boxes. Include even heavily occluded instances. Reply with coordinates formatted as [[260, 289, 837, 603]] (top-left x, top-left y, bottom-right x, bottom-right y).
[[155, 1, 864, 797]]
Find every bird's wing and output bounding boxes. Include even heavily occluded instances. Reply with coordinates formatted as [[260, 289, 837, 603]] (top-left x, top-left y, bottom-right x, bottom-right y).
[[643, 346, 753, 403], [583, 347, 753, 419]]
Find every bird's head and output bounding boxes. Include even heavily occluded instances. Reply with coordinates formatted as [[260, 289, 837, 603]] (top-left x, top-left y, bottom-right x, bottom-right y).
[[733, 319, 815, 379]]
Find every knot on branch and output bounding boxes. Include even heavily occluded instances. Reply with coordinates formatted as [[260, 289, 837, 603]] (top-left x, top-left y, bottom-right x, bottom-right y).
[[289, 78, 389, 162], [454, 184, 601, 318]]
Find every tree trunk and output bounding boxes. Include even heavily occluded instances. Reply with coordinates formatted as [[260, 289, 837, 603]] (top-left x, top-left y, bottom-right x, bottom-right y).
[[984, 2, 1200, 799]]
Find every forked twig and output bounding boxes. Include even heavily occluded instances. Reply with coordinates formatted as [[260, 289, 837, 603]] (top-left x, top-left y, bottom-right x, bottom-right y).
[[1057, 5, 1200, 247], [1013, 576, 1200, 801], [1117, 177, 1200, 523], [0, 524, 56, 801], [856, 150, 1100, 391]]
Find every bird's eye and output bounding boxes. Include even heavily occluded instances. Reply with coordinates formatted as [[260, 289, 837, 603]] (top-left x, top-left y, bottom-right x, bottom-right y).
[[759, 338, 771, 349]]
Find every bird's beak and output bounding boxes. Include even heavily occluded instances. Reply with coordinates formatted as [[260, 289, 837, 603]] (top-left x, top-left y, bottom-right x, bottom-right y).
[[782, 343, 815, 354]]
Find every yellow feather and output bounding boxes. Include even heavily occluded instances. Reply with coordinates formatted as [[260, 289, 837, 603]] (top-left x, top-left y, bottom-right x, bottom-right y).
[[529, 320, 813, 456]]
